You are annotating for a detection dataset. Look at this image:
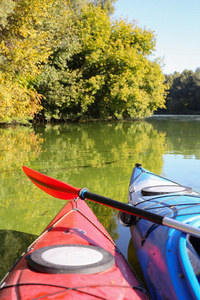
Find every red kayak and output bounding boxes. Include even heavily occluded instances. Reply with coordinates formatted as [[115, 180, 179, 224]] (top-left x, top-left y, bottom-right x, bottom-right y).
[[0, 197, 149, 299]]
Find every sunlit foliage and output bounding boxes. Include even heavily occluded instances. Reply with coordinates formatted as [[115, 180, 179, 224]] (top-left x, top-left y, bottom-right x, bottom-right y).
[[93, 0, 117, 14], [0, 1, 165, 123], [0, 0, 73, 123], [36, 5, 166, 121]]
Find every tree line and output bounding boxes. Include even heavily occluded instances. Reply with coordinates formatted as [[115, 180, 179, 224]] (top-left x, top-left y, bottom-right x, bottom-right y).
[[0, 0, 166, 124], [161, 68, 200, 114]]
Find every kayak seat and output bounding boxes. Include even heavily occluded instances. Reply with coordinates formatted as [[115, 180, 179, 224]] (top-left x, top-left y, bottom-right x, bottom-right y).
[[141, 185, 192, 196], [118, 211, 136, 227], [28, 244, 115, 274], [187, 235, 200, 278]]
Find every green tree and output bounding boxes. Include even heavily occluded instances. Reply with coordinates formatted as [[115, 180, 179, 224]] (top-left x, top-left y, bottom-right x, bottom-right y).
[[36, 5, 166, 121], [70, 0, 117, 14], [165, 69, 200, 114], [0, 0, 16, 28], [93, 0, 117, 14], [0, 0, 74, 123]]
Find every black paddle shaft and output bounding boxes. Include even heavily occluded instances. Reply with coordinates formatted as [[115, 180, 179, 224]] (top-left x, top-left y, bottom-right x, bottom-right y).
[[23, 166, 200, 237], [79, 189, 163, 225]]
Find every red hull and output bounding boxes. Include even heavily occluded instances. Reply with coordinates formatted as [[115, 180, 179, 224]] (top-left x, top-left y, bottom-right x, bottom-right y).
[[0, 198, 148, 299]]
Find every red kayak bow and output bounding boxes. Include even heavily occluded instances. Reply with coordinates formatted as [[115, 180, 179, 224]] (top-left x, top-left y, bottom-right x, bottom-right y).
[[0, 196, 148, 299]]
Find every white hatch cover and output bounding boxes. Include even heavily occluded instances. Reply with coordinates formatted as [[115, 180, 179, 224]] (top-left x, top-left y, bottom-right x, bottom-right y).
[[141, 185, 192, 196], [28, 244, 115, 274]]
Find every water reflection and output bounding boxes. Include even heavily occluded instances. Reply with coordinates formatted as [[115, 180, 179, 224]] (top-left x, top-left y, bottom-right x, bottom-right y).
[[0, 126, 43, 174], [0, 121, 167, 280], [32, 121, 167, 197], [148, 116, 200, 158]]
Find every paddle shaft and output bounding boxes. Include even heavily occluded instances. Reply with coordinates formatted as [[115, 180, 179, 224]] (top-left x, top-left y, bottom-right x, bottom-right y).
[[80, 190, 200, 237], [80, 189, 163, 223], [22, 166, 200, 238]]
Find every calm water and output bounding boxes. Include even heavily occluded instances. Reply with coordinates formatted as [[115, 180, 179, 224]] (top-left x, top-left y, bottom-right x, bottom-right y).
[[1, 115, 200, 281]]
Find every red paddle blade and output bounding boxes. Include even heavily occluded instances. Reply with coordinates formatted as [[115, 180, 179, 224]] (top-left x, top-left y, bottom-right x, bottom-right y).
[[22, 166, 80, 200]]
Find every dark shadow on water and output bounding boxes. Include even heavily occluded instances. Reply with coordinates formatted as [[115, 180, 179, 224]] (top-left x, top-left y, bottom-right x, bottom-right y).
[[0, 230, 37, 280], [128, 237, 149, 291], [115, 222, 148, 291]]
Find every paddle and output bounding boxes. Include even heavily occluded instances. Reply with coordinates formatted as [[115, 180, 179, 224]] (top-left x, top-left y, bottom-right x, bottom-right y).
[[22, 166, 200, 238]]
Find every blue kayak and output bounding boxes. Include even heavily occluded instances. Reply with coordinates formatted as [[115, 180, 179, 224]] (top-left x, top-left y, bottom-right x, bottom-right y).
[[126, 164, 200, 300]]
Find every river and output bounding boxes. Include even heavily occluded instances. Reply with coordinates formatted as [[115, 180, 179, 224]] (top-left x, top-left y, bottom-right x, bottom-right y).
[[1, 115, 200, 281]]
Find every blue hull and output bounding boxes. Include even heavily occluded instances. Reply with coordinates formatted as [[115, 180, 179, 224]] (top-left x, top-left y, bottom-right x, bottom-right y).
[[128, 164, 200, 300]]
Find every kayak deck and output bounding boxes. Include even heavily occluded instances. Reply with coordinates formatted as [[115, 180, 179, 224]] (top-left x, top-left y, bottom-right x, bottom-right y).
[[0, 198, 149, 299]]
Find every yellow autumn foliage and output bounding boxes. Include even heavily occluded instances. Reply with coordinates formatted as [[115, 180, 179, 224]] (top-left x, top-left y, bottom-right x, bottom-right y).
[[0, 0, 72, 123]]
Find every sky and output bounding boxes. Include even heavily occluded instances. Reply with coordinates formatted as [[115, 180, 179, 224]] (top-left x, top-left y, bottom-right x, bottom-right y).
[[114, 0, 200, 74]]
